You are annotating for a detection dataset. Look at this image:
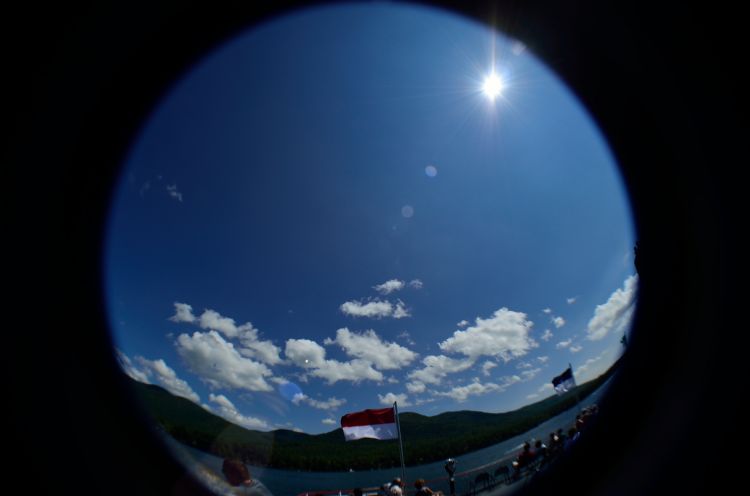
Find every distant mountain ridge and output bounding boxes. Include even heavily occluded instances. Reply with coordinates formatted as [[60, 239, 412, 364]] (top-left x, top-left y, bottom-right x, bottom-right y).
[[125, 362, 618, 471]]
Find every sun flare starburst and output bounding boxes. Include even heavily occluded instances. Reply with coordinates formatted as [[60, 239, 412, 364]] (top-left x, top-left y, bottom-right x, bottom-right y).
[[482, 72, 504, 101]]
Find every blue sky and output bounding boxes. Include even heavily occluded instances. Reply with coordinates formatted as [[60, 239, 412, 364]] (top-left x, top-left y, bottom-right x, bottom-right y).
[[105, 2, 637, 435]]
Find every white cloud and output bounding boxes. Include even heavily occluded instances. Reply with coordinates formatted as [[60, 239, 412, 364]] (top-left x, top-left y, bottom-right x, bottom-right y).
[[407, 355, 475, 385], [552, 316, 566, 329], [567, 297, 578, 305], [167, 184, 183, 202], [456, 320, 469, 328], [198, 309, 246, 338], [172, 304, 282, 366], [481, 361, 498, 376], [539, 383, 554, 393], [542, 308, 552, 314], [176, 331, 274, 392], [378, 392, 410, 407], [374, 279, 405, 295], [439, 308, 537, 362], [117, 351, 200, 403], [284, 338, 384, 385], [392, 301, 411, 319], [116, 350, 151, 384], [322, 418, 337, 425], [435, 380, 504, 402], [587, 275, 638, 341], [570, 345, 583, 353], [311, 359, 384, 384], [556, 339, 572, 349], [541, 329, 554, 342], [139, 357, 201, 403], [208, 394, 270, 430], [409, 279, 424, 290], [324, 328, 418, 370], [520, 368, 542, 381], [406, 381, 426, 394], [237, 327, 283, 366], [340, 299, 410, 319], [285, 339, 327, 368], [170, 302, 197, 323], [516, 361, 533, 369], [537, 356, 549, 364], [292, 394, 347, 411]]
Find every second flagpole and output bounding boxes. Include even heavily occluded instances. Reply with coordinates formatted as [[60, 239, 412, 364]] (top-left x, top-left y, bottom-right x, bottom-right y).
[[394, 401, 406, 484]]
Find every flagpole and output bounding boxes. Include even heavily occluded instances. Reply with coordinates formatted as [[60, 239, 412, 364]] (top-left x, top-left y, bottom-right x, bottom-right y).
[[394, 401, 406, 485]]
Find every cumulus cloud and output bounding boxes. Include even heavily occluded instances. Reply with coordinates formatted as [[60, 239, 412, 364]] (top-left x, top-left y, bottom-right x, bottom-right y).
[[170, 302, 197, 323], [407, 355, 475, 385], [322, 418, 337, 425], [456, 320, 469, 328], [481, 361, 498, 376], [292, 393, 347, 411], [587, 275, 638, 341], [520, 368, 542, 381], [171, 304, 282, 365], [237, 328, 283, 366], [176, 331, 274, 392], [435, 380, 506, 402], [340, 299, 410, 319], [324, 328, 418, 370], [167, 184, 183, 202], [406, 381, 426, 394], [311, 359, 384, 384], [539, 383, 554, 393], [117, 351, 200, 403], [552, 316, 566, 329], [537, 356, 549, 364], [567, 297, 578, 305], [208, 394, 270, 430], [284, 339, 384, 384], [556, 339, 573, 349], [198, 309, 247, 338], [570, 345, 583, 353], [542, 308, 552, 314], [392, 301, 411, 319], [285, 339, 327, 368], [439, 308, 537, 362], [374, 279, 405, 295], [409, 279, 424, 290], [541, 329, 554, 342], [116, 350, 151, 384], [378, 392, 410, 407]]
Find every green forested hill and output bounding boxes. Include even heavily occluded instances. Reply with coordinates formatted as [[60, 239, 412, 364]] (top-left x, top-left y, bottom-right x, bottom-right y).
[[127, 364, 617, 471]]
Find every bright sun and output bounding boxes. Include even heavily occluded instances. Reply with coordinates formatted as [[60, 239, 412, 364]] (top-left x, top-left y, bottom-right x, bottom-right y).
[[482, 72, 504, 100]]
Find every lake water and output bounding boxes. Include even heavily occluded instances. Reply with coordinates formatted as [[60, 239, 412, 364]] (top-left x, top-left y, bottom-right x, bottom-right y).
[[166, 380, 611, 496]]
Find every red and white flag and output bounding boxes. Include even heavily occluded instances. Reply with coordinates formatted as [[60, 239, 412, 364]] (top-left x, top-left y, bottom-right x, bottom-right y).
[[340, 407, 398, 441]]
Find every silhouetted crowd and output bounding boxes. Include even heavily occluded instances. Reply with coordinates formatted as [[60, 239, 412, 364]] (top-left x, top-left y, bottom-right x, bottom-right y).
[[510, 404, 599, 481]]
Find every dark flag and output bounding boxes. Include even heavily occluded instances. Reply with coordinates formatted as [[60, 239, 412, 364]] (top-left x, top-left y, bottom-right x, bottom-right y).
[[552, 365, 576, 395]]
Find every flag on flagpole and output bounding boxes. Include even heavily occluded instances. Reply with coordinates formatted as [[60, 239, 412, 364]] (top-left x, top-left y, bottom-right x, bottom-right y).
[[340, 407, 398, 441], [552, 365, 576, 395]]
